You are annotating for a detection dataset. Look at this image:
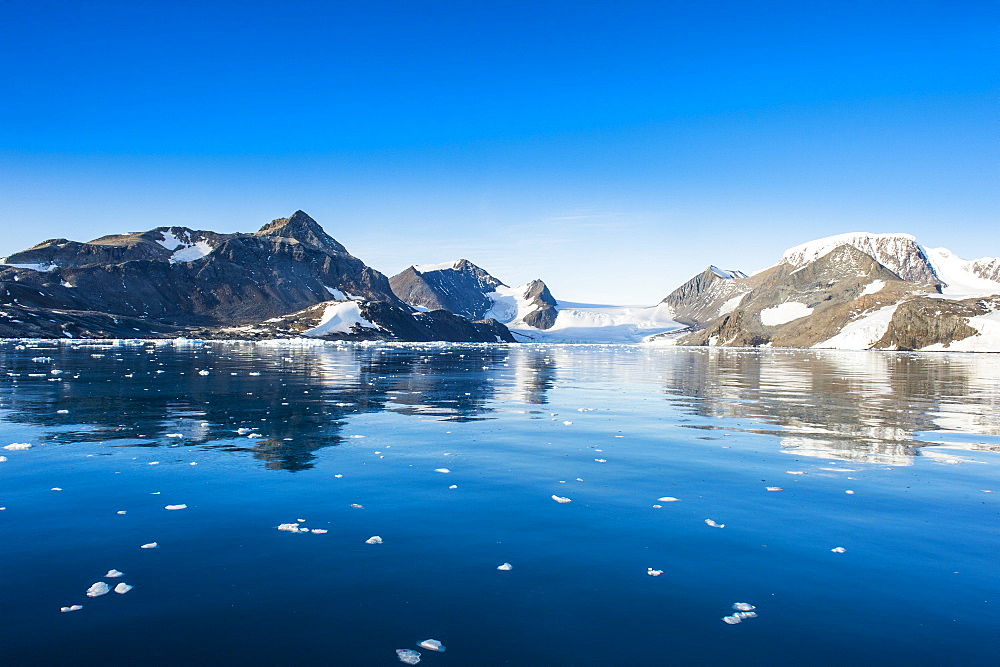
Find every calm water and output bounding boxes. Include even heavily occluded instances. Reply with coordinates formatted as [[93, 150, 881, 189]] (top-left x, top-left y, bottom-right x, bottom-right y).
[[1, 341, 997, 665]]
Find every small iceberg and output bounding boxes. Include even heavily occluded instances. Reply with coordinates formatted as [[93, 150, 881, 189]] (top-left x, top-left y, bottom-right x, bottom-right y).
[[704, 519, 725, 528], [114, 583, 133, 594], [86, 582, 110, 597], [722, 615, 742, 624], [766, 487, 783, 492], [164, 504, 187, 510], [60, 605, 83, 613], [140, 542, 159, 549], [732, 602, 756, 611], [497, 562, 513, 571], [311, 529, 328, 534], [657, 496, 680, 502], [4, 443, 32, 450], [105, 569, 124, 578], [365, 536, 383, 544], [647, 568, 663, 577], [417, 639, 445, 652], [831, 547, 846, 553], [434, 468, 451, 473], [396, 649, 421, 664], [551, 495, 572, 503], [277, 523, 301, 533]]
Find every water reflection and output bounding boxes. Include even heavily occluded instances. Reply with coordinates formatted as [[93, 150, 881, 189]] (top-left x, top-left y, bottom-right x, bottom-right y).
[[1, 341, 998, 470]]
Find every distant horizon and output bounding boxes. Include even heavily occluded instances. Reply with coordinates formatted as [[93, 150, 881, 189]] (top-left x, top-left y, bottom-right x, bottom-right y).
[[2, 0, 995, 303]]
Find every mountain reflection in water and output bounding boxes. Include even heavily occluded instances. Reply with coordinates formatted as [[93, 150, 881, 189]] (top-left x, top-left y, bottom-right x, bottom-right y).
[[1, 341, 998, 471]]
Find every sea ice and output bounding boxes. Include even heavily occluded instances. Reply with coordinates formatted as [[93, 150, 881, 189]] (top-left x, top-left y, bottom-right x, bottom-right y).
[[0, 456, 6, 462], [310, 529, 328, 534], [594, 458, 607, 463], [105, 569, 124, 578], [277, 524, 301, 532], [647, 568, 663, 576], [766, 487, 783, 492], [165, 504, 187, 510], [350, 503, 364, 508], [365, 536, 383, 544], [657, 496, 680, 502], [51, 487, 62, 491], [831, 547, 846, 553], [165, 433, 183, 438], [4, 443, 32, 450], [60, 605, 83, 613], [704, 519, 725, 528], [845, 490, 855, 494], [785, 471, 805, 475], [396, 649, 421, 664], [434, 468, 451, 473], [448, 485, 458, 489], [86, 582, 110, 597], [562, 421, 573, 425], [197, 370, 210, 376], [497, 562, 513, 570], [56, 409, 69, 414], [722, 615, 742, 624], [140, 542, 158, 549], [733, 602, 755, 611], [417, 639, 445, 652], [114, 583, 133, 594], [117, 511, 127, 515], [551, 495, 572, 503]]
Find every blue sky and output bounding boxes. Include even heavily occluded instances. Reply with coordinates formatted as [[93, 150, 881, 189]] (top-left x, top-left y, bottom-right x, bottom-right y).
[[1, 0, 996, 302]]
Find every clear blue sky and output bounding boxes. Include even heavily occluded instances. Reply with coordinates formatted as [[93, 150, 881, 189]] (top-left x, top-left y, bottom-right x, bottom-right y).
[[1, 0, 996, 303]]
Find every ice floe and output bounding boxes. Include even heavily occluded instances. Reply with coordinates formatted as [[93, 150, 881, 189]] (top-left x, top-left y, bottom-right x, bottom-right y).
[[117, 511, 127, 515], [140, 542, 158, 549], [310, 529, 328, 534], [448, 485, 458, 489], [350, 503, 364, 509], [164, 504, 187, 510], [277, 523, 302, 532], [365, 536, 383, 544], [785, 471, 805, 475], [434, 468, 451, 473], [60, 605, 83, 613], [704, 519, 725, 528], [733, 602, 756, 611], [647, 568, 663, 576], [114, 583, 133, 594], [105, 569, 124, 578], [551, 495, 572, 503], [51, 487, 63, 491], [417, 639, 445, 652], [497, 562, 513, 571], [4, 443, 32, 450], [831, 547, 846, 553], [657, 496, 680, 502], [845, 490, 855, 494], [86, 582, 110, 597], [396, 649, 421, 664], [766, 487, 783, 492]]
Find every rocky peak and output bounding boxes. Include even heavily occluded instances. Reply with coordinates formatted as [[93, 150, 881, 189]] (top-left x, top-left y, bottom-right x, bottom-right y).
[[781, 232, 940, 285], [255, 210, 348, 253]]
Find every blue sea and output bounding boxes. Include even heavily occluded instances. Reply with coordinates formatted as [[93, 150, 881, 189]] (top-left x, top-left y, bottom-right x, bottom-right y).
[[1, 341, 997, 665]]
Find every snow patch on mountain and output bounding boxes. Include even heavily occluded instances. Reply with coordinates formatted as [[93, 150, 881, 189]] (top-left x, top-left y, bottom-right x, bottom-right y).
[[859, 280, 886, 296], [413, 260, 462, 273], [484, 284, 533, 323], [709, 266, 747, 279], [158, 230, 216, 264], [813, 304, 899, 350], [302, 301, 377, 337], [923, 247, 1000, 298], [760, 302, 813, 326]]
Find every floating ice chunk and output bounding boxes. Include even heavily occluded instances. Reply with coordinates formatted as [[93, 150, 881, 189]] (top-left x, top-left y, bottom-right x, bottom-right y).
[[733, 602, 755, 611], [652, 504, 662, 508], [350, 503, 364, 509], [114, 583, 133, 594], [0, 456, 6, 462], [647, 568, 663, 576], [735, 611, 757, 619], [551, 495, 572, 503], [704, 519, 725, 528], [105, 569, 124, 578], [334, 474, 343, 478], [310, 529, 328, 534], [148, 461, 159, 466], [189, 462, 198, 466], [396, 649, 421, 664], [785, 471, 805, 475], [845, 490, 854, 494], [165, 433, 183, 438], [60, 605, 83, 612], [831, 547, 846, 553], [417, 639, 445, 652], [164, 504, 187, 510], [277, 524, 301, 532], [766, 487, 782, 492], [117, 511, 127, 515], [594, 458, 607, 463], [448, 485, 458, 489], [497, 562, 513, 571], [86, 582, 110, 597], [434, 468, 451, 473], [365, 536, 383, 544], [657, 496, 680, 502], [56, 409, 69, 414], [981, 490, 994, 493], [247, 433, 264, 439], [722, 615, 742, 624], [140, 542, 158, 549], [562, 421, 573, 425], [51, 487, 63, 491], [4, 443, 32, 450], [237, 428, 251, 435], [197, 370, 210, 376], [150, 492, 160, 495]]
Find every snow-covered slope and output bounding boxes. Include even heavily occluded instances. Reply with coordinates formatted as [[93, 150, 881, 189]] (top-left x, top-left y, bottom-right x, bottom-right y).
[[782, 232, 940, 284], [923, 247, 1000, 298]]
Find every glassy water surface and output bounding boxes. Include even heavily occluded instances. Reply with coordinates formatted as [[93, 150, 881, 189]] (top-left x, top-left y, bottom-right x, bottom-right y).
[[1, 341, 997, 665]]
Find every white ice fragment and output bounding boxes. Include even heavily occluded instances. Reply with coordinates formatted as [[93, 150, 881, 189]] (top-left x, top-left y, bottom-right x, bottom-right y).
[[733, 602, 756, 611], [189, 462, 198, 466], [434, 468, 451, 473], [396, 649, 421, 664], [562, 421, 573, 425], [164, 504, 187, 510], [86, 582, 110, 597], [704, 519, 725, 528], [448, 485, 458, 489], [197, 369, 210, 376], [551, 495, 572, 503], [657, 496, 680, 502], [277, 524, 301, 533], [114, 583, 133, 594], [831, 547, 846, 553], [4, 443, 32, 450], [165, 433, 183, 438], [0, 456, 6, 462], [310, 529, 328, 534], [417, 639, 445, 652], [365, 536, 383, 544], [652, 504, 662, 508], [51, 487, 63, 491], [105, 569, 124, 578], [845, 490, 855, 494], [117, 510, 127, 515], [785, 471, 805, 475], [237, 428, 251, 435], [594, 458, 607, 463], [350, 503, 364, 508], [722, 615, 742, 624], [60, 605, 83, 612], [140, 542, 158, 549], [497, 562, 513, 571], [56, 409, 69, 414], [148, 461, 160, 465], [647, 568, 663, 576], [150, 492, 160, 495], [334, 474, 343, 478], [766, 487, 782, 492]]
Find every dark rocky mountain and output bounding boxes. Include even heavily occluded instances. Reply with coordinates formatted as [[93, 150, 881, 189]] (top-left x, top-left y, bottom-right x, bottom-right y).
[[655, 233, 1000, 352], [389, 260, 559, 331], [0, 211, 514, 342]]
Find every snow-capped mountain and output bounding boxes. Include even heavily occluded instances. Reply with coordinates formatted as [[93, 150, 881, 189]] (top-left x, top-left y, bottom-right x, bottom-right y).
[[0, 211, 513, 342], [656, 232, 1000, 352]]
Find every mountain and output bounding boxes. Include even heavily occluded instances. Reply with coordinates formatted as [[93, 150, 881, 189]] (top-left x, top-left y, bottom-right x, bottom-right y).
[[0, 211, 514, 342], [389, 260, 559, 331], [654, 232, 1000, 352]]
